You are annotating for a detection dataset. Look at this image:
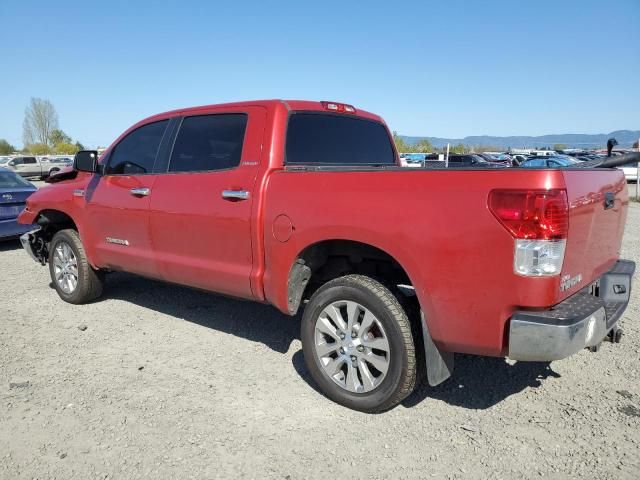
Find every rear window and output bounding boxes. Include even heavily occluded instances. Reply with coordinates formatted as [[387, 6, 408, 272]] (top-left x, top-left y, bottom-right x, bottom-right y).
[[286, 113, 395, 165], [0, 170, 32, 188]]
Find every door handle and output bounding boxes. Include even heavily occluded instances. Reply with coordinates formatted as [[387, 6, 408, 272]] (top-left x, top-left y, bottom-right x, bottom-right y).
[[222, 190, 250, 201], [130, 187, 151, 197]]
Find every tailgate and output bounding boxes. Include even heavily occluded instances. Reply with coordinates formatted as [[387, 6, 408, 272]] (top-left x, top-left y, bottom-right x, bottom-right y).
[[560, 169, 628, 300]]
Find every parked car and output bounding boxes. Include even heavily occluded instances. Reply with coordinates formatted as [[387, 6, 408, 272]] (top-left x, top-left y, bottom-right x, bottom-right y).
[[17, 99, 635, 412], [478, 153, 512, 167], [4, 156, 64, 179], [399, 153, 426, 167], [511, 154, 530, 165], [446, 154, 501, 167], [619, 159, 638, 182], [45, 157, 74, 175], [520, 156, 580, 168], [0, 168, 37, 240]]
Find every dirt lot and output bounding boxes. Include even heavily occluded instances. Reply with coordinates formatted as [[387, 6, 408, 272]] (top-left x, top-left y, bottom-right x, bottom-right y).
[[1, 196, 639, 479]]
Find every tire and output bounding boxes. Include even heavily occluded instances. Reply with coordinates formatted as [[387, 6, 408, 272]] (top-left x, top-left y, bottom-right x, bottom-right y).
[[49, 229, 104, 304], [301, 274, 417, 413]]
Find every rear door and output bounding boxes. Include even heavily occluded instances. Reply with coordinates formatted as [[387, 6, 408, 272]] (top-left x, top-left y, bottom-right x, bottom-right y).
[[149, 106, 266, 299], [83, 119, 171, 277]]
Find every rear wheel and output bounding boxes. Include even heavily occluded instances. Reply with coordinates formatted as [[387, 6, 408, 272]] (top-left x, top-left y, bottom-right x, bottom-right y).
[[301, 274, 417, 413], [49, 229, 104, 304]]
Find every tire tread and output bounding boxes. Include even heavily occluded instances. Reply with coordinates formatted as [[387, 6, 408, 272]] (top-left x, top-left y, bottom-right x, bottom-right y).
[[303, 274, 416, 412], [49, 229, 103, 304]]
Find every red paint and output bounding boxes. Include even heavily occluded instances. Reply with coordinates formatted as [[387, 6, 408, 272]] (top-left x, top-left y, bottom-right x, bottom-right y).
[[18, 100, 630, 357]]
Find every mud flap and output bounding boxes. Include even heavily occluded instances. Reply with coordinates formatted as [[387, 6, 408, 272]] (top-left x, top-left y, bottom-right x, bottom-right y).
[[421, 311, 454, 386]]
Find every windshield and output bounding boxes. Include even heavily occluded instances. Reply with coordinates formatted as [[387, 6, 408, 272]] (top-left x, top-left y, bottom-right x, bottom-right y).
[[0, 158, 9, 164], [0, 170, 33, 188]]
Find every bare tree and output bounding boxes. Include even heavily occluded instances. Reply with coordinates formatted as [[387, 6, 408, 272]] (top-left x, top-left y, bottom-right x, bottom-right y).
[[22, 97, 59, 146]]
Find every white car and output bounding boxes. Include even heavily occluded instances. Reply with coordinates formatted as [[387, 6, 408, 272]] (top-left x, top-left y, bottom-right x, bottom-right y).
[[620, 161, 638, 182]]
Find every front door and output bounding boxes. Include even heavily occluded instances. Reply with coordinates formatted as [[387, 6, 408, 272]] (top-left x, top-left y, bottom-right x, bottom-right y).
[[149, 107, 266, 299], [83, 119, 170, 277]]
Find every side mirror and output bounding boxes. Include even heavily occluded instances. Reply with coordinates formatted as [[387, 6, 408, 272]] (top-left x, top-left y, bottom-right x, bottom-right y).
[[74, 150, 99, 173], [607, 138, 618, 157], [7, 160, 15, 167]]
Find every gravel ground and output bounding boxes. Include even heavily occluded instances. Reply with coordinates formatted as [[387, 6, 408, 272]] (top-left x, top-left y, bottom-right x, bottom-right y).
[[1, 192, 639, 479]]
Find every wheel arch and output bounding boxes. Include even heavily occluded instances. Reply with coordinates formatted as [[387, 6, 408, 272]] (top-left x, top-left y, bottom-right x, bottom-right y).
[[285, 238, 453, 388], [31, 208, 99, 269], [286, 238, 417, 316]]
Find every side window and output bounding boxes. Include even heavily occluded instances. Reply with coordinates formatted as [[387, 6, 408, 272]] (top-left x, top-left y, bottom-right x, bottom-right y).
[[13, 158, 24, 165], [106, 120, 169, 175], [24, 157, 37, 164], [169, 114, 247, 173]]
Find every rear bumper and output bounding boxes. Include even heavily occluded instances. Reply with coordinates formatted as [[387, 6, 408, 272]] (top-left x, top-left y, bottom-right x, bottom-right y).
[[0, 218, 34, 239], [508, 260, 635, 361]]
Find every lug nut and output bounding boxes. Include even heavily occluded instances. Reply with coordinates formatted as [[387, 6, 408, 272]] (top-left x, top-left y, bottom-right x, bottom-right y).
[[339, 332, 346, 340], [339, 347, 345, 354], [351, 356, 357, 362], [357, 345, 364, 352]]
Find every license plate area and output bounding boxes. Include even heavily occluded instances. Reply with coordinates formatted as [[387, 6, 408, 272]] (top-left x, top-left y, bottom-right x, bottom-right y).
[[0, 204, 24, 219]]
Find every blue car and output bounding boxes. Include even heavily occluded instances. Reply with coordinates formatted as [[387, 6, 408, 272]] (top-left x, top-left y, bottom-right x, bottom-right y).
[[0, 167, 37, 240]]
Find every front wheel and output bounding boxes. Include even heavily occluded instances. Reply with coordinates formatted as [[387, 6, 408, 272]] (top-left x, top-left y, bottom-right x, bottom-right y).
[[49, 229, 104, 304], [301, 274, 417, 413]]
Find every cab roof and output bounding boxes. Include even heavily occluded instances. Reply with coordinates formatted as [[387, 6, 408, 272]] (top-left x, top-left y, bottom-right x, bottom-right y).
[[140, 99, 383, 124]]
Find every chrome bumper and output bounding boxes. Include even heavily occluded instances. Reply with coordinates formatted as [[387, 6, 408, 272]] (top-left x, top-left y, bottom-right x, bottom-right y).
[[20, 227, 42, 263], [508, 260, 635, 362]]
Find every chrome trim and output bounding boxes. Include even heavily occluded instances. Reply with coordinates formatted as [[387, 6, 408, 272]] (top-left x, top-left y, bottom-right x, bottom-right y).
[[20, 227, 42, 263], [221, 190, 250, 200], [508, 307, 607, 361], [130, 187, 151, 197]]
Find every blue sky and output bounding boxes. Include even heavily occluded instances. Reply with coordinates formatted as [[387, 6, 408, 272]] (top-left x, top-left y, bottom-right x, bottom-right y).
[[1, 0, 638, 148]]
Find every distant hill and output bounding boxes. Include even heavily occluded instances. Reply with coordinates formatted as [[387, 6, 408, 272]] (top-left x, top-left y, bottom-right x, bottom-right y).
[[400, 130, 640, 149]]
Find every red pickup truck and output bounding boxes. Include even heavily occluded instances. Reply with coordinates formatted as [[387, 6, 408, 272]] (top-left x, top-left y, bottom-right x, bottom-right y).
[[18, 100, 636, 412]]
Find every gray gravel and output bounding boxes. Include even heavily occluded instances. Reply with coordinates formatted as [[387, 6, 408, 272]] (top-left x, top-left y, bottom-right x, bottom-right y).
[[1, 194, 639, 479]]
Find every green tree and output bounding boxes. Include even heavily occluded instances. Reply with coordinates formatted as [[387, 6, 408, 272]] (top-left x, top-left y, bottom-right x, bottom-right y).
[[553, 143, 567, 151], [449, 143, 466, 154], [74, 140, 86, 151], [413, 139, 434, 153], [26, 143, 50, 155], [392, 131, 410, 153], [54, 142, 80, 155], [0, 139, 16, 155], [49, 129, 72, 146]]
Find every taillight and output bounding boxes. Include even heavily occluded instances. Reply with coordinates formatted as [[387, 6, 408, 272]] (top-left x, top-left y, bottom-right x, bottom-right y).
[[321, 101, 356, 114], [489, 189, 569, 277], [489, 189, 568, 240]]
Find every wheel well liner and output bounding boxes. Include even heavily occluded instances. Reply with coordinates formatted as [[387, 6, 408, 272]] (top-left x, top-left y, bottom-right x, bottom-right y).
[[286, 239, 412, 315], [36, 210, 77, 231]]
